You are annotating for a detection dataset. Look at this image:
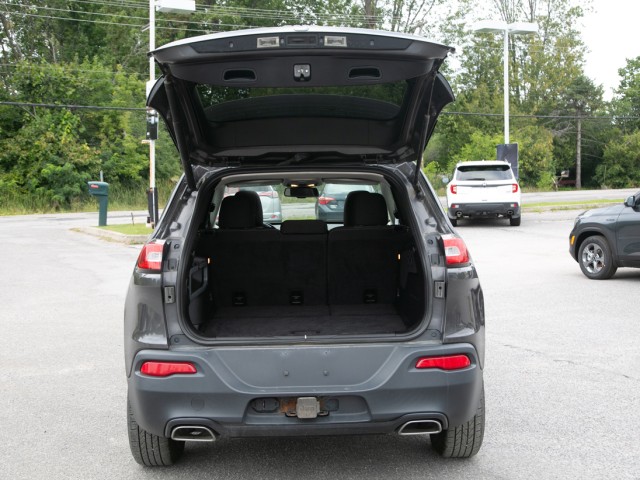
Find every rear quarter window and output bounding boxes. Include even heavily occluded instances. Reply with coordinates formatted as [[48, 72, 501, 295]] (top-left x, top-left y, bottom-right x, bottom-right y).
[[455, 165, 514, 181]]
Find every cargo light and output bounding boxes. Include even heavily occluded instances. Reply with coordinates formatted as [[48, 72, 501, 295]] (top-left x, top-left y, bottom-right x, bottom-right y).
[[441, 234, 469, 266], [318, 196, 335, 205], [415, 355, 471, 370], [257, 36, 280, 48], [136, 240, 165, 271], [324, 35, 347, 47], [140, 361, 197, 377]]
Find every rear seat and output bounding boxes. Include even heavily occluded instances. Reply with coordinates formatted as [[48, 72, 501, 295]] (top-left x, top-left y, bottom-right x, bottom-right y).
[[280, 220, 328, 305], [208, 191, 284, 307], [200, 190, 409, 310], [327, 191, 411, 305]]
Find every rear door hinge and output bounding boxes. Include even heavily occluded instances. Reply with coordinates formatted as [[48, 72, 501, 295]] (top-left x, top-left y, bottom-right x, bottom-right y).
[[164, 286, 175, 304], [434, 281, 445, 298]]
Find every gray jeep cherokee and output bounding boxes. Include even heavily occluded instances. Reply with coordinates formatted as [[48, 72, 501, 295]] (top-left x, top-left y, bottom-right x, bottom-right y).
[[125, 26, 485, 466]]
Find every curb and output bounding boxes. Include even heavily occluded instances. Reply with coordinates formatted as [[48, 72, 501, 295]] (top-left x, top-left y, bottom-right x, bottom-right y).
[[73, 226, 149, 245]]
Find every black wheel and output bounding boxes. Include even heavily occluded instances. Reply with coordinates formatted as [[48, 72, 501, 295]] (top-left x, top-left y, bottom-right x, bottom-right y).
[[578, 235, 617, 280], [450, 217, 458, 227], [127, 400, 184, 466], [509, 216, 521, 226], [431, 387, 484, 458]]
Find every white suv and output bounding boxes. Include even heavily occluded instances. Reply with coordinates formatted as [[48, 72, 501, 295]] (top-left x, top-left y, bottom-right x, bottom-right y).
[[446, 160, 521, 226]]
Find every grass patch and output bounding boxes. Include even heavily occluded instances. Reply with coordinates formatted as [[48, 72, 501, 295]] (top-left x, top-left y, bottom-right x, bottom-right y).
[[99, 224, 152, 235], [523, 199, 621, 208], [0, 179, 176, 216]]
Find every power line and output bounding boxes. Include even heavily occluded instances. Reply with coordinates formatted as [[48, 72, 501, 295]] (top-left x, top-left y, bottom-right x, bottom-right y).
[[2, 101, 638, 121], [0, 63, 149, 78], [0, 10, 246, 32], [0, 101, 145, 111], [442, 111, 640, 120]]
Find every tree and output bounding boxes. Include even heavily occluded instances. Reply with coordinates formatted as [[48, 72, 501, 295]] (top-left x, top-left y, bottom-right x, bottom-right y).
[[554, 75, 604, 188], [612, 56, 640, 131], [595, 131, 640, 188]]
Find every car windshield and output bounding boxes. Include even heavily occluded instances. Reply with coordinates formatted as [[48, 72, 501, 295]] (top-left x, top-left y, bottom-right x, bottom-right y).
[[456, 165, 513, 181]]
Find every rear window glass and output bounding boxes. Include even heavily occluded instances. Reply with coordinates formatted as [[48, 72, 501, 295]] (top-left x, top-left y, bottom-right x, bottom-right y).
[[322, 183, 376, 195], [196, 83, 407, 122], [211, 180, 388, 227], [455, 165, 513, 181]]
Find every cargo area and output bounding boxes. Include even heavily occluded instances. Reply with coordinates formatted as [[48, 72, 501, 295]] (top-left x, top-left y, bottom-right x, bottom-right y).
[[181, 173, 428, 339]]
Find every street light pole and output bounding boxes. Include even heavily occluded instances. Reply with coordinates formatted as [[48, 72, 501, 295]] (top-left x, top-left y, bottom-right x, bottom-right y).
[[502, 27, 509, 144], [146, 0, 195, 227], [148, 0, 157, 227], [472, 20, 538, 146]]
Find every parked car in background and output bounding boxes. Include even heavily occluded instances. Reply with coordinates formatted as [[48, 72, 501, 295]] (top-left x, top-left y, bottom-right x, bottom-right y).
[[224, 184, 282, 223], [446, 160, 521, 226], [569, 190, 640, 279], [126, 26, 485, 467], [315, 183, 376, 222]]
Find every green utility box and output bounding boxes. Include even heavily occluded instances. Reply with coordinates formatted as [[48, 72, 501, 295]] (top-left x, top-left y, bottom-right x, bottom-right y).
[[88, 181, 109, 226]]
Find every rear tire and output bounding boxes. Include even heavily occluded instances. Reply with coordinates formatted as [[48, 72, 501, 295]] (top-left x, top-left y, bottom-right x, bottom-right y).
[[509, 216, 521, 226], [431, 387, 484, 458], [450, 217, 458, 227], [127, 400, 184, 466]]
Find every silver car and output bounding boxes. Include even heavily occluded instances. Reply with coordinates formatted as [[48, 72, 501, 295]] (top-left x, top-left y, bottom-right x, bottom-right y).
[[225, 185, 282, 223]]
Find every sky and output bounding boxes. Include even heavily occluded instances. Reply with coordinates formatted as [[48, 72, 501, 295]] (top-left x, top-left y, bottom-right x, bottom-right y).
[[581, 0, 640, 100]]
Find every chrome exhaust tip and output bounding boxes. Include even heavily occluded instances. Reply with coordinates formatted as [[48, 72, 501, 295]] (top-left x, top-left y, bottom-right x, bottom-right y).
[[456, 211, 463, 218], [171, 426, 217, 442], [397, 420, 443, 436]]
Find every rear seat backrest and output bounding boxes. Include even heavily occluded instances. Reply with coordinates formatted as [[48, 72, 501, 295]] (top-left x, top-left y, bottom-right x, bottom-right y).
[[328, 191, 410, 305], [280, 220, 328, 305], [210, 191, 283, 307]]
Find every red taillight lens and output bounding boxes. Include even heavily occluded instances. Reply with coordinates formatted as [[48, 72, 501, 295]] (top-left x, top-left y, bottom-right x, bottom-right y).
[[450, 184, 457, 194], [318, 196, 335, 205], [140, 361, 197, 377], [442, 234, 469, 266], [258, 190, 278, 198], [415, 355, 471, 370], [512, 183, 519, 193], [136, 240, 165, 271]]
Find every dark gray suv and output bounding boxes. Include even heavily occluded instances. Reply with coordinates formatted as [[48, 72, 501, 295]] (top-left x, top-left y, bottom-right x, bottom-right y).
[[125, 26, 485, 466], [569, 190, 640, 279]]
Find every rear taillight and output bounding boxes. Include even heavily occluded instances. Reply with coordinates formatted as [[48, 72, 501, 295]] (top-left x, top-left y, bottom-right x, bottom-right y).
[[136, 240, 165, 271], [450, 184, 457, 194], [140, 361, 197, 377], [258, 190, 278, 198], [415, 355, 471, 370], [441, 234, 469, 266], [318, 196, 335, 205], [512, 184, 519, 193]]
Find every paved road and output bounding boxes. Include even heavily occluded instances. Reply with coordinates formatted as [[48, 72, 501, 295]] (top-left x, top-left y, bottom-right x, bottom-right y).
[[1, 203, 638, 479]]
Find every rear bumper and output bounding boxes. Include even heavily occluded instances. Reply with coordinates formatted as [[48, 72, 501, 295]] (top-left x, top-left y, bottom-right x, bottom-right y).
[[128, 342, 483, 439], [449, 202, 520, 219], [316, 205, 344, 222]]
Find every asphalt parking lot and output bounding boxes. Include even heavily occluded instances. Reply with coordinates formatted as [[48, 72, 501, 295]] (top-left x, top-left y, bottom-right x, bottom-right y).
[[1, 205, 638, 479]]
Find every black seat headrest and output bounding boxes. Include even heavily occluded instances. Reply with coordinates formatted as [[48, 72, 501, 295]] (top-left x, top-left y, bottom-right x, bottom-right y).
[[219, 190, 263, 229], [280, 220, 328, 235], [343, 191, 388, 227]]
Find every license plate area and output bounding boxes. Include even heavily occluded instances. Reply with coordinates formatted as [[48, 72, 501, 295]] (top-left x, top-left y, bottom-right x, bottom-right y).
[[295, 397, 320, 419], [251, 397, 339, 418]]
